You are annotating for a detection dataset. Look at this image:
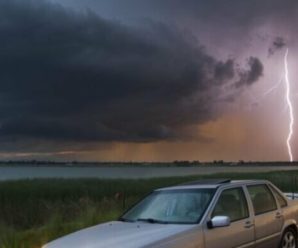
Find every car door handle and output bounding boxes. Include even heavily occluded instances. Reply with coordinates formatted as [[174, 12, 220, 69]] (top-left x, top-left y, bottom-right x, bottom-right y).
[[276, 212, 283, 219], [244, 221, 254, 228]]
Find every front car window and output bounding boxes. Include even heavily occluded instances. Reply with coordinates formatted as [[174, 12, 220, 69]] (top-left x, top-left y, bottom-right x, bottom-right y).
[[248, 184, 277, 215], [121, 189, 215, 224], [212, 187, 249, 222]]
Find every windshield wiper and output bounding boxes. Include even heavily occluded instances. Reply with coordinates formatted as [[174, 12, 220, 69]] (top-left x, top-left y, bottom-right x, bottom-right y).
[[137, 218, 168, 224], [118, 217, 135, 223]]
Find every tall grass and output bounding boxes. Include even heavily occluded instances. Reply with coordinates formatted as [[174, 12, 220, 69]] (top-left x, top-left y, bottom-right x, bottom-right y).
[[0, 170, 298, 247]]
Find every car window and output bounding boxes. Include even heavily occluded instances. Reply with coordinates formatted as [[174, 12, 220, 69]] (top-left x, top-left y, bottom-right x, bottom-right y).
[[121, 189, 215, 224], [269, 185, 287, 208], [212, 187, 249, 222], [248, 184, 277, 215]]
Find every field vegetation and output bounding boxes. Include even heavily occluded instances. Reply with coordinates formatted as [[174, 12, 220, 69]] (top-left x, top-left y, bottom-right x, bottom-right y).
[[0, 170, 298, 248]]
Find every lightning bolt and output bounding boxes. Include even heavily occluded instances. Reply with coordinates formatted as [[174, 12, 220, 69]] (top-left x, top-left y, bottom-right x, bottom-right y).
[[284, 48, 294, 162], [246, 76, 283, 112], [263, 76, 283, 97]]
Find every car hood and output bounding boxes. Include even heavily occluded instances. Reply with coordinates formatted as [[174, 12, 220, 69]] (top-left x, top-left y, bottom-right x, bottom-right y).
[[43, 221, 196, 248]]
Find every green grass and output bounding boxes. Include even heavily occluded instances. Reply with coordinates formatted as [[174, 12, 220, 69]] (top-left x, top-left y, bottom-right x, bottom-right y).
[[0, 170, 298, 248]]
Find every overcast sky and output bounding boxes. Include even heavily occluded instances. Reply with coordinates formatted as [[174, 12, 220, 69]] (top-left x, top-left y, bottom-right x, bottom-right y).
[[0, 0, 297, 162]]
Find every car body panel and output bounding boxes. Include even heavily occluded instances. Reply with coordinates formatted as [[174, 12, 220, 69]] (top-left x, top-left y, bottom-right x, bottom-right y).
[[203, 218, 255, 248], [44, 221, 196, 248], [253, 210, 283, 248], [144, 226, 204, 248]]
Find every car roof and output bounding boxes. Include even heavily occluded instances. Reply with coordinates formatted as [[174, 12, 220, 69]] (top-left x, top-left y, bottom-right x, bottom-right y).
[[156, 179, 270, 191]]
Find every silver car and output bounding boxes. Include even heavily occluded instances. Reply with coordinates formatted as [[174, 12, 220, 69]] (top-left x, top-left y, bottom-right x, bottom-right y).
[[43, 179, 298, 248]]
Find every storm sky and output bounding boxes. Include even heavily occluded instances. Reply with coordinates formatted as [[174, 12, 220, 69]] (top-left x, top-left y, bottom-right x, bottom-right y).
[[0, 0, 297, 161]]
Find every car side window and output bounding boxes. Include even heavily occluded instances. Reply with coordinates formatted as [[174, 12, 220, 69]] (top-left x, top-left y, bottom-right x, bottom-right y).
[[212, 188, 249, 222], [248, 184, 277, 215], [269, 185, 287, 208]]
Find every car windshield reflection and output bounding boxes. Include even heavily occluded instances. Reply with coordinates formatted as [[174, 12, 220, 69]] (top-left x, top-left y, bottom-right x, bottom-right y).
[[121, 189, 215, 224]]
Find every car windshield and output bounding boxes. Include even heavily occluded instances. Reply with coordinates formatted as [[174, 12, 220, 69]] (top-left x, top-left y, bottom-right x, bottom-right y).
[[120, 188, 215, 224]]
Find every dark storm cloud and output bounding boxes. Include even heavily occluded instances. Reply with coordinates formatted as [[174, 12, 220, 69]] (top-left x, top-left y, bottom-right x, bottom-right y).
[[235, 57, 264, 88], [214, 59, 235, 84], [85, 0, 298, 49], [268, 37, 287, 56], [131, 0, 298, 24], [0, 0, 263, 144], [71, 0, 298, 25]]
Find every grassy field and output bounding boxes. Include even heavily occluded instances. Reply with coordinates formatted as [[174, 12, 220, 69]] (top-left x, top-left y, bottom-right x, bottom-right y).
[[0, 170, 298, 248]]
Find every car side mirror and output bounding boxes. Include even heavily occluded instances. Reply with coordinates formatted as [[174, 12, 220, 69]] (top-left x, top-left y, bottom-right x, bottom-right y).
[[207, 216, 230, 229]]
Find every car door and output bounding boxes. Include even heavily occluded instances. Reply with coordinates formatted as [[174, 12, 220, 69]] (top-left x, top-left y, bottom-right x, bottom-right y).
[[203, 187, 255, 248], [247, 184, 283, 248]]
